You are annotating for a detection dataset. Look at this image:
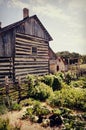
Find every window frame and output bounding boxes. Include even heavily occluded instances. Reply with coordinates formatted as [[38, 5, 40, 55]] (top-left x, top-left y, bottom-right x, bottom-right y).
[[32, 46, 37, 55]]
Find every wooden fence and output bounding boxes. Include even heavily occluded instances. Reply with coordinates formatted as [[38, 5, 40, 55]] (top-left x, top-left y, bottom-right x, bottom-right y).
[[0, 76, 29, 104]]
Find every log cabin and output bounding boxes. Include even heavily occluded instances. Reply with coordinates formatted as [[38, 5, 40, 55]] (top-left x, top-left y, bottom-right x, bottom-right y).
[[0, 8, 53, 83]]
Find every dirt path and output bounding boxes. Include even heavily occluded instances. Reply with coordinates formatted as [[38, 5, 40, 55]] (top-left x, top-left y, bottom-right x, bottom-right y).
[[1, 106, 57, 130]]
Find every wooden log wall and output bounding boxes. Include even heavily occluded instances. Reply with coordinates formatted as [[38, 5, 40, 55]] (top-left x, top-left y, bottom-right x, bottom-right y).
[[0, 57, 13, 83], [15, 33, 49, 80]]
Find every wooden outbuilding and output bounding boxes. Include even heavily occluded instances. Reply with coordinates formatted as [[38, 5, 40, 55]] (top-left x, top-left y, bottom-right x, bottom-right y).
[[0, 8, 52, 82], [49, 47, 67, 73]]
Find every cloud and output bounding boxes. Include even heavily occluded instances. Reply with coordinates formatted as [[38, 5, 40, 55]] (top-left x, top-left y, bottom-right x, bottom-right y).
[[33, 4, 70, 21], [68, 0, 86, 11], [7, 0, 28, 9]]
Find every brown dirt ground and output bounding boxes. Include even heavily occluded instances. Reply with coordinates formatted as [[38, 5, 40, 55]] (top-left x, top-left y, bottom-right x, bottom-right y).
[[1, 106, 61, 130]]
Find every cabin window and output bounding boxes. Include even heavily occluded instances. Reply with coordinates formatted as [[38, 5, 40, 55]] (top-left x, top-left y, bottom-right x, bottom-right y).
[[32, 47, 37, 55]]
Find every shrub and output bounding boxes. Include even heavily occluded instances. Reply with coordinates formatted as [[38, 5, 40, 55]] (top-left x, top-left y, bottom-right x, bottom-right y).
[[52, 76, 62, 91], [0, 105, 8, 115], [27, 74, 36, 92], [65, 73, 71, 84], [28, 82, 53, 101], [55, 72, 65, 81], [0, 118, 9, 130], [43, 74, 62, 91], [23, 102, 50, 122], [20, 98, 34, 106], [47, 87, 86, 111], [11, 103, 21, 111], [43, 75, 54, 87], [0, 118, 22, 130]]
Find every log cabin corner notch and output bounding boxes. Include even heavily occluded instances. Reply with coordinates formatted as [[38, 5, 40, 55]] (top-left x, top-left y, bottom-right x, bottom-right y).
[[0, 8, 53, 83]]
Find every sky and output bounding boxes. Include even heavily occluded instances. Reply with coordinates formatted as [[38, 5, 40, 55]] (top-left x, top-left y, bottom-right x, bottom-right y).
[[0, 0, 86, 55]]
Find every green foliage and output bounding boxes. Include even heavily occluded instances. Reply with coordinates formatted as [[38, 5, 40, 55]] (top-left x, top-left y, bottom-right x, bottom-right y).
[[52, 108, 62, 115], [43, 74, 62, 91], [20, 98, 34, 106], [55, 72, 65, 81], [65, 73, 71, 84], [11, 103, 21, 111], [27, 74, 36, 91], [33, 103, 50, 116], [47, 87, 86, 111], [56, 51, 81, 59], [52, 76, 62, 90], [43, 74, 54, 87], [28, 82, 53, 101], [23, 102, 50, 122], [0, 118, 9, 130], [81, 55, 86, 64], [0, 104, 8, 115], [70, 76, 86, 88], [71, 80, 84, 88], [0, 118, 21, 130]]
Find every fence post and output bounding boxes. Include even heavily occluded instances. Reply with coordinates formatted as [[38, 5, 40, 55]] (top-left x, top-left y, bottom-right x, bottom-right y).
[[5, 76, 9, 96], [4, 76, 11, 107], [18, 77, 21, 103]]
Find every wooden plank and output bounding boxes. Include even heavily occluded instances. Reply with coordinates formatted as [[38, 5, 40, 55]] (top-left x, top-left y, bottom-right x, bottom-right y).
[[15, 51, 31, 55], [15, 69, 48, 77], [14, 61, 48, 65], [16, 33, 49, 42], [15, 55, 49, 59], [15, 66, 48, 72], [16, 40, 48, 48], [15, 57, 48, 62]]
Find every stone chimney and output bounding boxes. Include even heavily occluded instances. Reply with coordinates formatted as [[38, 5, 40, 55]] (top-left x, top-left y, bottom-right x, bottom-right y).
[[23, 8, 29, 19], [0, 22, 1, 29]]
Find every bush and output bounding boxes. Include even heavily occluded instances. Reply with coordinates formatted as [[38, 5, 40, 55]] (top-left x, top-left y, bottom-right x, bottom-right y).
[[0, 118, 22, 130], [23, 102, 50, 122], [65, 73, 71, 84], [52, 76, 62, 91], [55, 72, 65, 81], [43, 75, 54, 87], [43, 74, 62, 91], [47, 87, 86, 111], [0, 105, 8, 115], [0, 118, 9, 130], [70, 80, 83, 88], [11, 103, 21, 111], [20, 98, 35, 106], [28, 82, 53, 101]]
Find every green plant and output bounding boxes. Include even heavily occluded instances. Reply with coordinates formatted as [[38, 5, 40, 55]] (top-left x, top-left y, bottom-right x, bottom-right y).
[[11, 103, 21, 111], [52, 108, 62, 115], [52, 76, 62, 90], [65, 73, 71, 84], [47, 87, 86, 111], [28, 82, 53, 101], [43, 74, 54, 87], [20, 98, 34, 106], [0, 118, 10, 130], [55, 72, 65, 81], [43, 74, 62, 91], [23, 102, 50, 122], [0, 104, 8, 115]]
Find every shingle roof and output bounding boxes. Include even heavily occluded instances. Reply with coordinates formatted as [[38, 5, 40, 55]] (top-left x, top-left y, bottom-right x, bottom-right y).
[[0, 15, 52, 41]]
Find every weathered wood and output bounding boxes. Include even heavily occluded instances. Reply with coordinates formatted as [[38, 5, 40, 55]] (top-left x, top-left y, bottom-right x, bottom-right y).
[[14, 33, 49, 80], [0, 13, 52, 83], [0, 57, 13, 82]]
